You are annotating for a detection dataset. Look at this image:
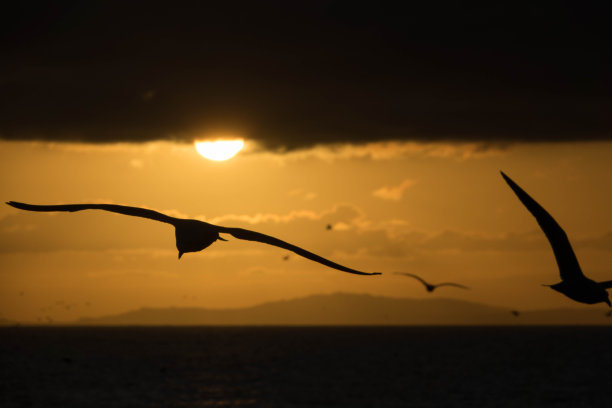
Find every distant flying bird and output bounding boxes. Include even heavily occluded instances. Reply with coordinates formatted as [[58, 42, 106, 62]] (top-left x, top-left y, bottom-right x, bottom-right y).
[[510, 310, 520, 317], [501, 171, 612, 307], [6, 201, 381, 276], [394, 272, 470, 292], [326, 224, 333, 231]]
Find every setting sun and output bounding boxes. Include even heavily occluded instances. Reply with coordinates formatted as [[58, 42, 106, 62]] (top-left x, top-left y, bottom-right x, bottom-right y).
[[194, 139, 244, 161]]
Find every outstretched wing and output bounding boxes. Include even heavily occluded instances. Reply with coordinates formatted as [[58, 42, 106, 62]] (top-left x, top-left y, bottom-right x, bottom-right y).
[[216, 226, 381, 276], [500, 172, 584, 282], [6, 201, 177, 225], [394, 272, 430, 287], [598, 280, 612, 289], [434, 282, 470, 290]]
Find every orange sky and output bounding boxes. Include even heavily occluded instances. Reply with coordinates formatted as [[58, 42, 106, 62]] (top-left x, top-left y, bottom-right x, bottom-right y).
[[2, 140, 612, 322]]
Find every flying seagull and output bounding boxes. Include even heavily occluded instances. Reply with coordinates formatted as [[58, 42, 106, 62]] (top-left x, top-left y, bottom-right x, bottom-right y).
[[500, 171, 612, 306], [6, 201, 381, 276], [394, 272, 470, 292]]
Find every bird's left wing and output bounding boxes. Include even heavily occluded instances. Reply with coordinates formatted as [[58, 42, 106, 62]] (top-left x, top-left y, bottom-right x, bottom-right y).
[[500, 172, 585, 282], [6, 201, 177, 225], [216, 226, 381, 276]]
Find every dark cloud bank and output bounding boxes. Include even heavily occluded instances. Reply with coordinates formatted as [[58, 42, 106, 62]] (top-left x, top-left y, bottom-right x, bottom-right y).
[[2, 2, 610, 149]]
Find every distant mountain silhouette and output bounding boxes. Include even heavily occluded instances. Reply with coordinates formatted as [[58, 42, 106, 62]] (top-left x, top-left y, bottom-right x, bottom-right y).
[[74, 293, 612, 326]]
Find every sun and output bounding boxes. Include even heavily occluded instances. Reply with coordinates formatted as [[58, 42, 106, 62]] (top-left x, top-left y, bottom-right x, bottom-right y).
[[194, 139, 244, 161]]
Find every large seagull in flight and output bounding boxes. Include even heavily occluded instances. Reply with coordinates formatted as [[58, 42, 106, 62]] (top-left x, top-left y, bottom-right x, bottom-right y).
[[6, 201, 382, 276], [501, 172, 611, 306]]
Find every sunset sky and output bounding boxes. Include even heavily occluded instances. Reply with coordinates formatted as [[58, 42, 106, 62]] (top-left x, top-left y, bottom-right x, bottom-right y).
[[1, 2, 611, 322]]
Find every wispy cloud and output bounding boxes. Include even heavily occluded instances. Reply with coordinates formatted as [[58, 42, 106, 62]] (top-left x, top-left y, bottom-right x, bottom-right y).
[[288, 188, 318, 201], [373, 179, 417, 201], [261, 141, 508, 163], [204, 204, 362, 226]]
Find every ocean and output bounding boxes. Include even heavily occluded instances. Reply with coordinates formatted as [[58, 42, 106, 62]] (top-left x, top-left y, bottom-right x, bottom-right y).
[[1, 326, 611, 407]]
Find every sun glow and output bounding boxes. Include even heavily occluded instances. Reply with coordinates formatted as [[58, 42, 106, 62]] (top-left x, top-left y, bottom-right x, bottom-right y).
[[195, 139, 244, 161]]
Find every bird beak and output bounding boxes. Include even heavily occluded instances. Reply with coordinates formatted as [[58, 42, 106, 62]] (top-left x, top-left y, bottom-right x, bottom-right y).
[[178, 252, 183, 259]]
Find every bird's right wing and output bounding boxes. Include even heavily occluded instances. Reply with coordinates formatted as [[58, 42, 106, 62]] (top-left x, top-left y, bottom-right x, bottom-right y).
[[216, 226, 381, 276], [394, 272, 429, 287], [435, 282, 470, 290], [6, 201, 177, 225], [500, 172, 585, 281]]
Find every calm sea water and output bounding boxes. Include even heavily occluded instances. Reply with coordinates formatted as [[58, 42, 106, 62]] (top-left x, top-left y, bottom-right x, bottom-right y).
[[1, 326, 611, 407]]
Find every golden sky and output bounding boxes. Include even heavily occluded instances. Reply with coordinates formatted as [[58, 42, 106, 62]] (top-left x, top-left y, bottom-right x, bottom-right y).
[[2, 3, 611, 323], [2, 140, 612, 322]]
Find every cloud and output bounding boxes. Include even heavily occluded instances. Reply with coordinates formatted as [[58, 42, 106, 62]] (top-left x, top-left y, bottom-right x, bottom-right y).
[[373, 179, 417, 201], [203, 204, 363, 227], [288, 189, 318, 201], [129, 159, 144, 169], [3, 139, 508, 165], [2, 3, 610, 149], [265, 141, 508, 162]]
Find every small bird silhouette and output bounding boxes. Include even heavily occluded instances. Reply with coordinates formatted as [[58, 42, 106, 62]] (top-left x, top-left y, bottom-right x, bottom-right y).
[[501, 171, 612, 306], [510, 310, 520, 317], [394, 272, 469, 292], [7, 201, 381, 276]]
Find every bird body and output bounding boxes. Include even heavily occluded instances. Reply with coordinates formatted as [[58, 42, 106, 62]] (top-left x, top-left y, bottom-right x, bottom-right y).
[[501, 171, 612, 307], [173, 218, 226, 259], [545, 280, 610, 306], [6, 201, 381, 276]]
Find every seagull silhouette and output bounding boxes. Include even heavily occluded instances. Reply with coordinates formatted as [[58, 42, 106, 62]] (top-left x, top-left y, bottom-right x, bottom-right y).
[[501, 171, 612, 306], [6, 201, 381, 276], [394, 272, 469, 292]]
